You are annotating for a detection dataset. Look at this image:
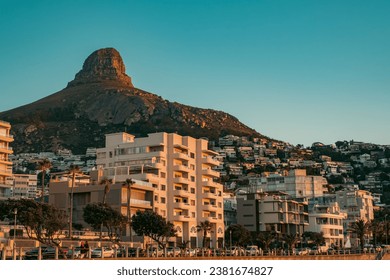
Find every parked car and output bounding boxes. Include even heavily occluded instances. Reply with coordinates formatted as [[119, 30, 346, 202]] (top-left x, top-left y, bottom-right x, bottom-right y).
[[25, 246, 68, 260], [184, 248, 196, 257], [91, 247, 114, 258], [66, 247, 82, 259], [166, 247, 181, 257], [231, 246, 245, 256], [117, 247, 144, 257], [245, 245, 260, 256], [24, 248, 41, 260], [145, 247, 164, 257]]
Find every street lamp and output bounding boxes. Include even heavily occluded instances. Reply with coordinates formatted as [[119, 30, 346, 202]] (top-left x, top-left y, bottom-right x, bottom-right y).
[[13, 208, 17, 241], [229, 230, 232, 251], [385, 214, 388, 245]]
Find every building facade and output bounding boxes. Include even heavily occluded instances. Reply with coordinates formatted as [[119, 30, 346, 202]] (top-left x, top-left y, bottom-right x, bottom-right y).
[[7, 174, 38, 199], [237, 191, 309, 236], [0, 120, 13, 200], [248, 169, 328, 199], [95, 132, 224, 248], [308, 202, 347, 249], [49, 174, 154, 239]]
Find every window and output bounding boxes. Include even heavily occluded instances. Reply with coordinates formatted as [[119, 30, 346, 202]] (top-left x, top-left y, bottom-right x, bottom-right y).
[[190, 188, 195, 194], [190, 176, 195, 182], [190, 152, 195, 158], [161, 185, 166, 191], [161, 197, 166, 204], [160, 172, 166, 178]]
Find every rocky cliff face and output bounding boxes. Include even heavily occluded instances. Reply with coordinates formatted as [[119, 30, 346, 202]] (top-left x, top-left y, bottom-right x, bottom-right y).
[[67, 48, 133, 87], [0, 48, 268, 154]]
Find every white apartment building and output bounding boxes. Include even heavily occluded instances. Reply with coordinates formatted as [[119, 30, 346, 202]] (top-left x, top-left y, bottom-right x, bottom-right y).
[[0, 120, 13, 200], [248, 170, 328, 199], [8, 174, 38, 199], [96, 132, 224, 248], [335, 189, 374, 225], [285, 169, 328, 198], [308, 202, 347, 249]]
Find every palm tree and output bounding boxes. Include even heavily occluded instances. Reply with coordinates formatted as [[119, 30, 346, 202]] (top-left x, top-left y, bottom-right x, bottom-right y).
[[37, 158, 52, 202], [349, 219, 371, 251], [100, 177, 112, 204], [283, 233, 299, 255], [68, 164, 81, 239], [197, 220, 212, 248], [99, 177, 112, 241], [258, 231, 276, 252], [122, 178, 134, 241]]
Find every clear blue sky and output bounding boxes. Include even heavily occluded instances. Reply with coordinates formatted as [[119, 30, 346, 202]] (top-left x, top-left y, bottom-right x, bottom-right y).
[[1, 0, 389, 146]]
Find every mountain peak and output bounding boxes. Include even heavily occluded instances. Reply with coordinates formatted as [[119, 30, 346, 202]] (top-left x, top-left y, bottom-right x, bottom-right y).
[[67, 48, 133, 87]]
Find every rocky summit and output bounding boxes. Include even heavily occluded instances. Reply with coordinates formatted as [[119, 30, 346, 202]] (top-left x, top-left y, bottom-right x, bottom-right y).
[[0, 47, 268, 154]]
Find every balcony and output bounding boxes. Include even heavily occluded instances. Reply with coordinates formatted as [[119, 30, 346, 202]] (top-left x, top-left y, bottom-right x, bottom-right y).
[[173, 152, 189, 160], [202, 204, 216, 211], [0, 159, 12, 166], [202, 180, 218, 188], [173, 215, 192, 222], [201, 157, 219, 166], [202, 191, 217, 199], [173, 202, 191, 209], [0, 134, 14, 142], [131, 173, 160, 183], [129, 198, 153, 209], [173, 177, 189, 185], [173, 189, 190, 197], [173, 165, 190, 173], [0, 146, 13, 154], [0, 169, 12, 177], [149, 162, 165, 169], [202, 169, 219, 178]]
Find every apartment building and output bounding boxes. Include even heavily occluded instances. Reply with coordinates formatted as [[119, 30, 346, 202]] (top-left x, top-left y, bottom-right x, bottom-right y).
[[237, 191, 309, 236], [248, 170, 327, 199], [0, 120, 13, 200], [95, 132, 224, 248], [49, 175, 154, 238], [308, 202, 347, 248], [8, 174, 38, 199], [335, 189, 374, 225]]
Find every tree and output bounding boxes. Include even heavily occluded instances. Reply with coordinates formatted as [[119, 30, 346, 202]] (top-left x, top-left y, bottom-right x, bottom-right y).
[[197, 220, 212, 248], [131, 210, 176, 249], [122, 178, 134, 240], [83, 202, 127, 244], [68, 164, 81, 239], [225, 224, 251, 247], [37, 158, 52, 202], [349, 219, 371, 251], [0, 199, 67, 253], [283, 234, 299, 254], [302, 231, 325, 248], [100, 177, 112, 204], [257, 231, 276, 251]]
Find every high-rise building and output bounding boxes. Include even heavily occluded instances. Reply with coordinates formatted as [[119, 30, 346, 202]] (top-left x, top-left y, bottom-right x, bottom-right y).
[[249, 169, 328, 198], [0, 120, 13, 200], [95, 132, 224, 248], [237, 191, 309, 236]]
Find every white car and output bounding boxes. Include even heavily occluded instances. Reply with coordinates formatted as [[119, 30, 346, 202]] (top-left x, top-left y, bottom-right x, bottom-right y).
[[245, 245, 260, 256], [91, 247, 114, 258]]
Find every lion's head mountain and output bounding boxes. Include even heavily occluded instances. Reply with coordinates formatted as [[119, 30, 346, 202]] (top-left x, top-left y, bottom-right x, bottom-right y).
[[0, 48, 272, 154]]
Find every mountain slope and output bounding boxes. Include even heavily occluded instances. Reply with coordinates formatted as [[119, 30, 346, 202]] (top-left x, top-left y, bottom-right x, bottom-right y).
[[0, 48, 268, 154]]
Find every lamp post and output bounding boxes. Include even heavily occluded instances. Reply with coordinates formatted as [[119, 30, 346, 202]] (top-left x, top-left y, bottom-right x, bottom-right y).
[[229, 230, 232, 251], [13, 208, 17, 241], [385, 214, 388, 245]]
